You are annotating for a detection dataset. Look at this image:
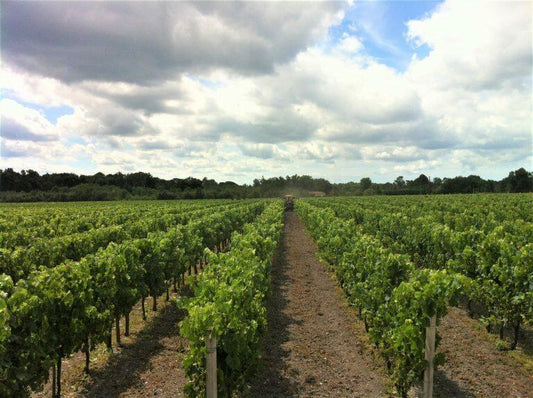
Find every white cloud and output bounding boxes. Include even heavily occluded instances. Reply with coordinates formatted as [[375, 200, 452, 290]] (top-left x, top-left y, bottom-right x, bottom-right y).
[[337, 34, 364, 54], [407, 0, 531, 91], [0, 99, 58, 143], [404, 0, 532, 162], [1, 0, 531, 183]]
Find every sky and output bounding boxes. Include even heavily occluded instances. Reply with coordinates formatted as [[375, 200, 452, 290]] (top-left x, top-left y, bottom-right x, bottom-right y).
[[1, 0, 531, 184]]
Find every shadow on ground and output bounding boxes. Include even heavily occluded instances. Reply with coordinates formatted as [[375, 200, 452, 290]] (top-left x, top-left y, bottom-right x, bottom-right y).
[[83, 287, 191, 398], [433, 370, 477, 398]]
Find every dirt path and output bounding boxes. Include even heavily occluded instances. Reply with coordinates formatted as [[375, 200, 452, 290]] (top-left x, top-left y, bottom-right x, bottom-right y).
[[249, 211, 389, 397]]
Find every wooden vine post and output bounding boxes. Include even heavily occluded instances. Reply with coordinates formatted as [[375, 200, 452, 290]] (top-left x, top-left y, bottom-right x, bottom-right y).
[[423, 314, 437, 398], [206, 331, 217, 398]]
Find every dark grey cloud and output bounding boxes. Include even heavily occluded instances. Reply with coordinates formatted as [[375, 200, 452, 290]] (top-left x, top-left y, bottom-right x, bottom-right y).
[[83, 106, 154, 138], [2, 1, 343, 84], [105, 93, 173, 116], [87, 84, 192, 116], [1, 117, 56, 141], [101, 114, 146, 137]]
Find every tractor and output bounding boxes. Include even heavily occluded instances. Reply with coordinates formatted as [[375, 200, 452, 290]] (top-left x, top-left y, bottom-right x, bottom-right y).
[[284, 194, 295, 211]]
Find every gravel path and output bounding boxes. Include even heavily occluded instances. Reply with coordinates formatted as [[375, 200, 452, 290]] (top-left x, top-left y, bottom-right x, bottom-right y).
[[249, 211, 389, 397]]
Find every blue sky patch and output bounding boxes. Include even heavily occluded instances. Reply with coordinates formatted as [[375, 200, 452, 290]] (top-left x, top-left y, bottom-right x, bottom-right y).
[[1, 90, 74, 123], [43, 105, 74, 124], [330, 1, 442, 70]]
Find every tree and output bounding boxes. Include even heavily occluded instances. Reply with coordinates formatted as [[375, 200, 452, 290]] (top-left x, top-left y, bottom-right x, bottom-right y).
[[0, 168, 18, 191], [360, 177, 372, 191], [507, 168, 532, 193], [394, 176, 406, 187], [413, 174, 430, 186]]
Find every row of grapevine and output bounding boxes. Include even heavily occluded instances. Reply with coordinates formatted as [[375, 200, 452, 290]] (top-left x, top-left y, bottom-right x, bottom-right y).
[[308, 193, 532, 230], [179, 200, 284, 397], [0, 201, 250, 282], [0, 200, 232, 249], [0, 200, 266, 397], [296, 201, 466, 397]]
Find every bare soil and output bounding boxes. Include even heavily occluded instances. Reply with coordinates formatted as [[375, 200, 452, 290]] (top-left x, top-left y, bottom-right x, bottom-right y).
[[249, 211, 390, 397], [433, 307, 533, 398], [32, 286, 191, 398], [83, 290, 190, 398]]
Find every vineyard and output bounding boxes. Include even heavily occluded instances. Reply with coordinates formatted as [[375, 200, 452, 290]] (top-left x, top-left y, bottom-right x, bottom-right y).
[[297, 194, 533, 397], [0, 194, 532, 397], [0, 199, 283, 397]]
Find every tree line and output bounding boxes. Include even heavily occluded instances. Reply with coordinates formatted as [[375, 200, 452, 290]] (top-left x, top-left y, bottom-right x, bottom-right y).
[[334, 168, 532, 196], [0, 167, 530, 202]]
